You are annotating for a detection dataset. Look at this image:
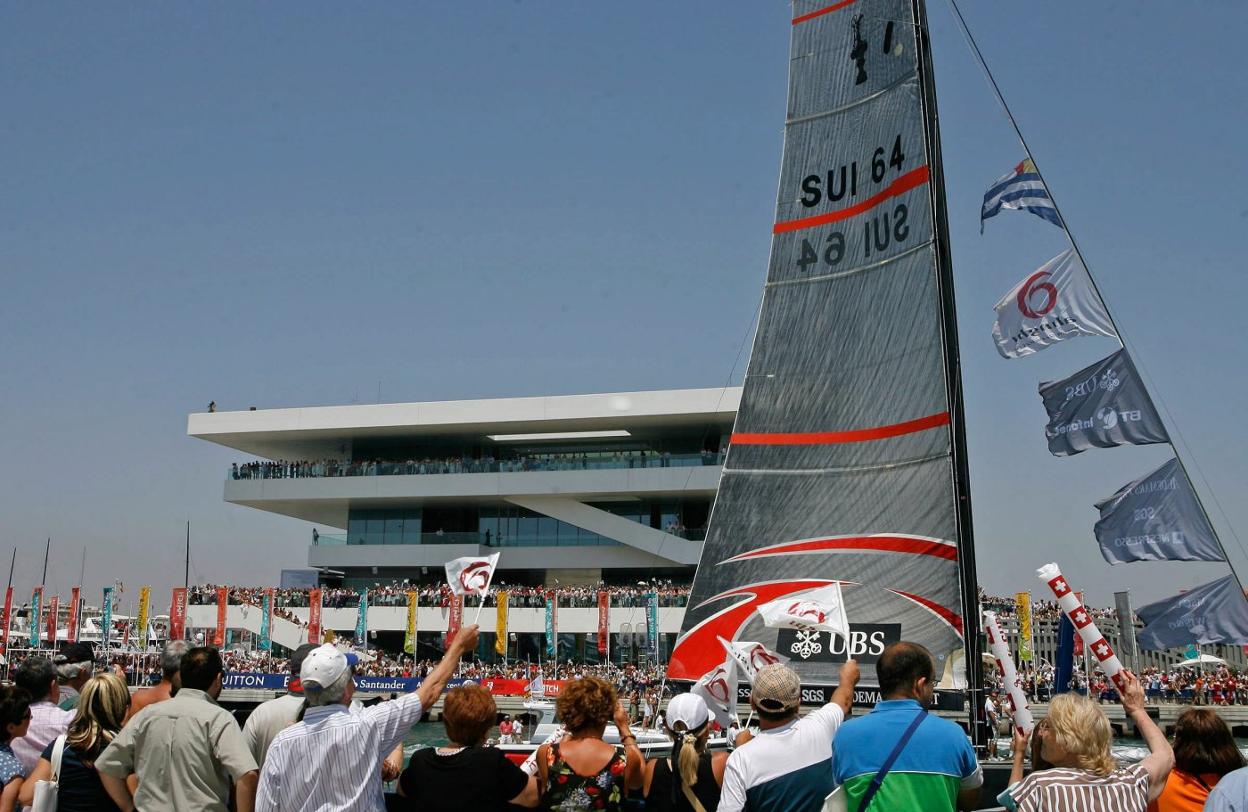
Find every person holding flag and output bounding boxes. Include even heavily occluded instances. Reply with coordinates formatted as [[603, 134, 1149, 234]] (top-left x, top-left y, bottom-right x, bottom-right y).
[[445, 552, 500, 626], [718, 660, 859, 812]]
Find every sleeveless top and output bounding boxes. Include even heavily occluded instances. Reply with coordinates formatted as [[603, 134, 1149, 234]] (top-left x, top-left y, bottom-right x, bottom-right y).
[[540, 741, 628, 811], [646, 751, 720, 812]]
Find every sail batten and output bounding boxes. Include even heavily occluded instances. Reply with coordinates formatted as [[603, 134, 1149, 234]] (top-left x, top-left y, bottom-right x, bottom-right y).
[[672, 0, 977, 713]]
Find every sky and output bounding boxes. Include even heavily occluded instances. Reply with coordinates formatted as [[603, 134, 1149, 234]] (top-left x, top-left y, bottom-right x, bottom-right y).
[[3, 2, 1246, 613]]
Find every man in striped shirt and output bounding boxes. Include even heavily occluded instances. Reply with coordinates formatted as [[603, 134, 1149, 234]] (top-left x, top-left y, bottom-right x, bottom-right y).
[[256, 624, 479, 812]]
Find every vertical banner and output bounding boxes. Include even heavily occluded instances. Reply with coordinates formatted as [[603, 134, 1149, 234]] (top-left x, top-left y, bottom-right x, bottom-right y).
[[46, 595, 59, 646], [354, 588, 368, 642], [259, 588, 273, 652], [29, 587, 43, 648], [67, 587, 81, 644], [404, 591, 418, 655], [169, 587, 187, 641], [1015, 592, 1034, 662], [446, 593, 463, 647], [597, 590, 609, 656], [495, 591, 508, 657], [101, 586, 114, 651], [307, 588, 322, 644], [1056, 613, 1075, 695], [1114, 591, 1137, 660], [545, 593, 557, 659], [137, 586, 151, 650], [0, 587, 12, 651], [214, 586, 227, 647], [646, 591, 659, 658]]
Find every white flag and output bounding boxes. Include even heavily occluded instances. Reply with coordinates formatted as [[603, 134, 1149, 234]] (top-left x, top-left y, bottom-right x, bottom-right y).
[[992, 249, 1117, 359], [718, 637, 789, 685], [757, 583, 850, 641], [528, 673, 545, 697], [690, 655, 738, 728], [444, 553, 500, 597]]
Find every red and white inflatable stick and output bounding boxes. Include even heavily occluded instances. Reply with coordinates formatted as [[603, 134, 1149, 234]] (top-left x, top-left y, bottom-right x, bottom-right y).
[[1036, 562, 1127, 693], [983, 611, 1034, 735]]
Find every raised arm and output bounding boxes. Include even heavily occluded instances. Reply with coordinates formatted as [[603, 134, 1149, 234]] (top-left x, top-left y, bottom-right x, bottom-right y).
[[1118, 669, 1173, 801], [830, 659, 861, 716], [416, 625, 479, 710]]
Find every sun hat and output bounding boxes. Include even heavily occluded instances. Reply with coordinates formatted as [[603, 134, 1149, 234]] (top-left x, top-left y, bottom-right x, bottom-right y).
[[752, 663, 801, 713]]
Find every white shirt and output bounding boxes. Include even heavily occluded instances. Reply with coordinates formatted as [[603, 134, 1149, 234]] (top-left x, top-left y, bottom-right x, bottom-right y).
[[719, 703, 845, 812], [242, 693, 305, 768], [255, 692, 423, 812]]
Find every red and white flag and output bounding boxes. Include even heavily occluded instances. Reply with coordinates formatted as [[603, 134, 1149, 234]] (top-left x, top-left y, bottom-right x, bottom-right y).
[[691, 654, 738, 728], [757, 583, 850, 641], [719, 637, 789, 685], [1038, 562, 1127, 692], [445, 553, 500, 597]]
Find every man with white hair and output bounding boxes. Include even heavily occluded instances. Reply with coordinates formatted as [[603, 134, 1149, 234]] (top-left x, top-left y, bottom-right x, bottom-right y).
[[54, 642, 95, 711], [255, 624, 479, 811]]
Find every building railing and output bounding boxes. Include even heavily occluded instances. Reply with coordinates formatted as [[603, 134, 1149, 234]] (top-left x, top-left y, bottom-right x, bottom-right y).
[[229, 451, 724, 481], [313, 527, 706, 547]]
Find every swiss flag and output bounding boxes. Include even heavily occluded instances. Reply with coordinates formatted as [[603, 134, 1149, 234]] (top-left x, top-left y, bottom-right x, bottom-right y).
[[1090, 638, 1114, 662], [1110, 671, 1128, 693], [1069, 607, 1093, 629], [1047, 576, 1070, 597]]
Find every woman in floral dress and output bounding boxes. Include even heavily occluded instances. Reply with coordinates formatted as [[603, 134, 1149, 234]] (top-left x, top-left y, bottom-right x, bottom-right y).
[[537, 677, 643, 811]]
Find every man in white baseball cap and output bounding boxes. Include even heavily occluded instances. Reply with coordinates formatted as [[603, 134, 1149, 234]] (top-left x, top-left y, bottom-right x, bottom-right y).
[[256, 625, 480, 811]]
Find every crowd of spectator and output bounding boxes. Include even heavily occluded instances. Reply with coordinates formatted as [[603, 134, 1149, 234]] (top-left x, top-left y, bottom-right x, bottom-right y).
[[189, 581, 691, 610], [230, 448, 724, 481]]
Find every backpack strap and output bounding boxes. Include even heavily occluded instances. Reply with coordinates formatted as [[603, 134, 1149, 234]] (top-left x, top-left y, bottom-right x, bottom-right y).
[[858, 710, 927, 811]]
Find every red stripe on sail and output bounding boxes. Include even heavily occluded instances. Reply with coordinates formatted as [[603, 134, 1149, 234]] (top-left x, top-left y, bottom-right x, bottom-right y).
[[792, 0, 859, 24], [888, 589, 964, 637], [722, 535, 957, 564], [773, 165, 930, 233], [732, 411, 949, 445]]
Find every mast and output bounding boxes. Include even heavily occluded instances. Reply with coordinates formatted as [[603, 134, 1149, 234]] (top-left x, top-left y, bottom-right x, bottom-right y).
[[5, 548, 14, 596], [912, 0, 984, 747], [41, 537, 49, 587], [184, 521, 191, 589]]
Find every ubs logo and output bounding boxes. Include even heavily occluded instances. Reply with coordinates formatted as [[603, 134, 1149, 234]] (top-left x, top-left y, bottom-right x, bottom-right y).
[[776, 623, 900, 664]]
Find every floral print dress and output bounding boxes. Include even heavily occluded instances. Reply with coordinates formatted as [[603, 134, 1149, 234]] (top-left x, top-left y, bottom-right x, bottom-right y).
[[540, 741, 627, 811]]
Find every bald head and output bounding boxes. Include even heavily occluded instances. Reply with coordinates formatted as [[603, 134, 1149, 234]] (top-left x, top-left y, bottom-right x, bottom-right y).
[[877, 641, 935, 701]]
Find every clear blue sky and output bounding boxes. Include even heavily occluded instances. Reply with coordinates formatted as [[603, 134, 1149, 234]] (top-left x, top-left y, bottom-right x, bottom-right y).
[[3, 2, 1246, 613]]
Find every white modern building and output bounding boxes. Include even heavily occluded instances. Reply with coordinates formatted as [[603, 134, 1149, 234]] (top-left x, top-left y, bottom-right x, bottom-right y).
[[187, 388, 739, 657]]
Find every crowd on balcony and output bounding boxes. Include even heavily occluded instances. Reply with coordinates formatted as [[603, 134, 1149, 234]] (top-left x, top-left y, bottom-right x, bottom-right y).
[[188, 581, 691, 611], [979, 588, 1123, 622], [230, 447, 724, 480]]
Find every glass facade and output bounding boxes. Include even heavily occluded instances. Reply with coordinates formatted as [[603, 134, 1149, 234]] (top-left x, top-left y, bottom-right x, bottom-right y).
[[346, 509, 423, 545]]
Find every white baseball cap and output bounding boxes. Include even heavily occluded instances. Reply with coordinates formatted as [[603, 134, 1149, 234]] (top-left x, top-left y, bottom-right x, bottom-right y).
[[300, 644, 358, 690], [666, 692, 710, 731]]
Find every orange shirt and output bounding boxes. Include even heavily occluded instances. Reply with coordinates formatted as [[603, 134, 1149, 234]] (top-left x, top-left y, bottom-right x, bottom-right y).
[[1147, 769, 1220, 812]]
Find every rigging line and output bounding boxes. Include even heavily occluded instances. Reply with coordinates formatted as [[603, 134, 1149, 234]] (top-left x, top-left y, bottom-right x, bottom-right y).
[[945, 0, 1248, 591]]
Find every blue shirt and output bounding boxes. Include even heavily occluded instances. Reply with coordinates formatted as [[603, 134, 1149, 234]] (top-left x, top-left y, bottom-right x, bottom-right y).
[[0, 742, 26, 785], [1206, 766, 1248, 812], [832, 699, 982, 812]]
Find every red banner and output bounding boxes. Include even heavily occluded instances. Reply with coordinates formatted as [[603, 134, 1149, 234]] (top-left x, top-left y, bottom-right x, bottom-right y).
[[46, 595, 59, 646], [479, 678, 569, 697], [67, 587, 81, 644], [1072, 591, 1085, 657], [597, 590, 609, 655], [307, 588, 322, 644], [0, 587, 11, 651], [169, 587, 188, 641], [214, 586, 228, 647], [446, 594, 463, 647]]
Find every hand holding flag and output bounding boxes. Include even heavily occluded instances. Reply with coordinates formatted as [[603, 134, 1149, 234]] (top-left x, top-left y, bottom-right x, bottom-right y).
[[690, 654, 738, 729], [756, 583, 850, 642]]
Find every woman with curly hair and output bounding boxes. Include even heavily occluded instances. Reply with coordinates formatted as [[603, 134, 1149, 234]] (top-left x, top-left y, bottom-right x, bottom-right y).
[[1149, 707, 1243, 811], [18, 672, 128, 812], [537, 676, 643, 811], [1001, 671, 1172, 812]]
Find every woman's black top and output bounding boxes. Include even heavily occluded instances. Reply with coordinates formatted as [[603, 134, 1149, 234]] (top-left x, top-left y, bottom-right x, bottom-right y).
[[645, 751, 720, 812], [39, 740, 122, 812], [398, 745, 529, 811]]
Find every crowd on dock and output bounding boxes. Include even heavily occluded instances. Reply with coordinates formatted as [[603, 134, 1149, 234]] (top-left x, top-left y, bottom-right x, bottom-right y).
[[229, 448, 724, 480], [4, 633, 1248, 810]]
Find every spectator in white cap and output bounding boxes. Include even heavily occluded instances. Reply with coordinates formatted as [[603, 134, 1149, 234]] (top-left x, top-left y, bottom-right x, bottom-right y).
[[719, 659, 860, 812], [644, 691, 727, 812], [254, 624, 479, 811]]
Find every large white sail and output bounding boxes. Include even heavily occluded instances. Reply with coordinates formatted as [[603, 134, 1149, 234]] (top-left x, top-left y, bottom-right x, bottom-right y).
[[671, 0, 978, 711]]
